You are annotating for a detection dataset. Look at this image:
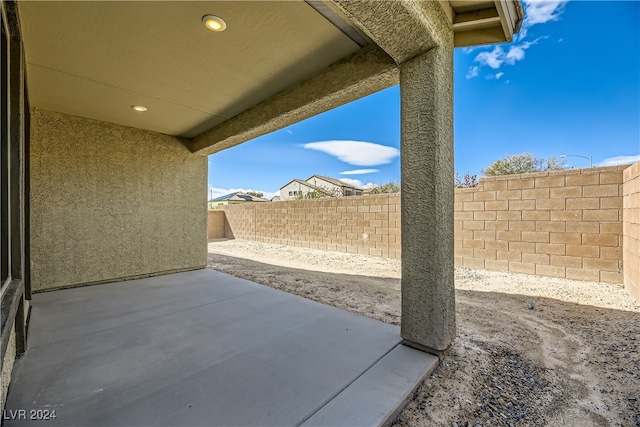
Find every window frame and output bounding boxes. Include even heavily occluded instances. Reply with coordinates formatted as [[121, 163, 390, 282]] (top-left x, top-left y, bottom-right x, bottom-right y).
[[1, 9, 9, 292], [1, 0, 29, 359]]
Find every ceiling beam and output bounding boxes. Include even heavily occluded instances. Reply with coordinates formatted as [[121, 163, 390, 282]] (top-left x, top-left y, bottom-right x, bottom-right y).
[[305, 0, 369, 47], [453, 0, 523, 46], [189, 45, 397, 156], [453, 8, 501, 31], [454, 26, 508, 46], [328, 0, 451, 64], [495, 0, 524, 42], [329, 0, 524, 52]]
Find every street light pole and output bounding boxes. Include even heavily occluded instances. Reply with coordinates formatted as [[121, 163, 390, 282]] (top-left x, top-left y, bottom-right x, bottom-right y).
[[560, 154, 593, 168]]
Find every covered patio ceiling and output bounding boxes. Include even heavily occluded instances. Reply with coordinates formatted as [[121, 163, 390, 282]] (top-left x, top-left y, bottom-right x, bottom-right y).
[[18, 0, 522, 148]]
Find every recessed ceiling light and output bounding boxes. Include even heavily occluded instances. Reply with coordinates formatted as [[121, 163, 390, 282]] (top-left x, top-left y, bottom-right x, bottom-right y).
[[202, 15, 226, 32], [131, 105, 147, 112]]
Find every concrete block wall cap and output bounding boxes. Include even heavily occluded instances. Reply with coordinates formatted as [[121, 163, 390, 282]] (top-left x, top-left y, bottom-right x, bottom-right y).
[[556, 168, 582, 176], [477, 167, 628, 182], [623, 162, 640, 179], [493, 174, 516, 180], [525, 171, 551, 178]]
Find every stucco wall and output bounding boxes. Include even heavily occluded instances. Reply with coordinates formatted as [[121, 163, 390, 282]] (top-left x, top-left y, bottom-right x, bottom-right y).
[[208, 210, 225, 239], [30, 109, 207, 291], [623, 161, 640, 301]]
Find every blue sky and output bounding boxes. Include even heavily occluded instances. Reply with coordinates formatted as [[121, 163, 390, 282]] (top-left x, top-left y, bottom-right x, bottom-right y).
[[209, 1, 640, 200]]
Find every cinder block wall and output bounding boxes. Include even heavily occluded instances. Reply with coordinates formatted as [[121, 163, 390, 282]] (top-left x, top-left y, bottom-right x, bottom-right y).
[[455, 166, 628, 283], [212, 165, 634, 284], [208, 210, 225, 239], [223, 203, 256, 240], [31, 109, 208, 291], [623, 161, 640, 301], [221, 195, 402, 258]]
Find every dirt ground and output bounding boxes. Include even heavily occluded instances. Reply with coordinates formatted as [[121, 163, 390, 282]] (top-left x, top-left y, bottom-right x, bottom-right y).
[[207, 239, 640, 427]]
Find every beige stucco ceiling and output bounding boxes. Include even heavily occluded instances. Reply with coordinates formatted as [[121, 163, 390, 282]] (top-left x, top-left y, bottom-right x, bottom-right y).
[[18, 1, 361, 137]]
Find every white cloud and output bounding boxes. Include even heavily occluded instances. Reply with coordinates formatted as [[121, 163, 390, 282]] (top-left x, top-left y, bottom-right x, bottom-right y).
[[466, 66, 479, 79], [340, 169, 379, 175], [473, 38, 543, 74], [303, 140, 399, 166], [598, 155, 640, 167], [495, 72, 504, 80], [523, 0, 568, 27], [506, 45, 526, 63], [266, 190, 281, 199], [339, 178, 363, 188], [475, 46, 505, 69], [514, 28, 528, 42], [208, 186, 279, 200], [508, 39, 545, 63], [468, 0, 567, 78]]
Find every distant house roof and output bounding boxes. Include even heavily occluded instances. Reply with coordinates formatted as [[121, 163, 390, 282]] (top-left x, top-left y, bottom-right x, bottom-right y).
[[279, 179, 332, 196], [306, 175, 361, 189], [212, 192, 268, 202]]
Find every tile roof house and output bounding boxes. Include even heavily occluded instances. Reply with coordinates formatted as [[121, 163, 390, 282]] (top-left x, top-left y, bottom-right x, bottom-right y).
[[306, 175, 364, 196], [280, 175, 363, 200], [280, 179, 332, 200]]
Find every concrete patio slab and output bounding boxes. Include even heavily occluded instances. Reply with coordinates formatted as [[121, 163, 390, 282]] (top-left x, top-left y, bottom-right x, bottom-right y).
[[4, 269, 437, 426]]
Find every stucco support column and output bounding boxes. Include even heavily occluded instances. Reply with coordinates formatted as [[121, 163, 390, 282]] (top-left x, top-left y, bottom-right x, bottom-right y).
[[400, 42, 455, 356]]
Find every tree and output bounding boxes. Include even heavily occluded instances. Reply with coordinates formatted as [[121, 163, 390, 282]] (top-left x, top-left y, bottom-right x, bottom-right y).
[[367, 181, 400, 194], [293, 189, 325, 199], [246, 191, 264, 198], [481, 153, 567, 176], [455, 172, 478, 188], [545, 156, 568, 171]]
